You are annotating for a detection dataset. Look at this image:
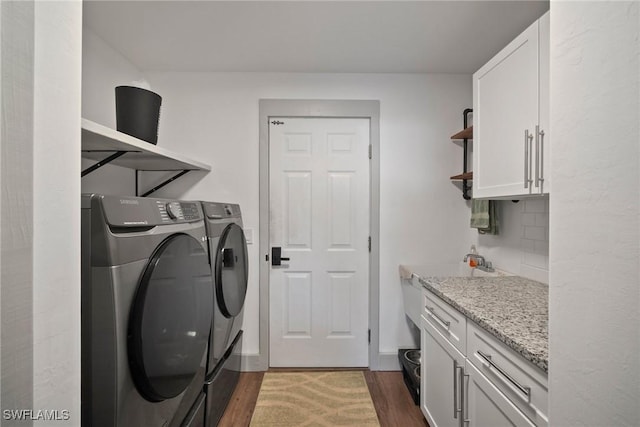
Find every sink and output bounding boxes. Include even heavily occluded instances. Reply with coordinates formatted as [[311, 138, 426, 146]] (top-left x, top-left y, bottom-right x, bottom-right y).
[[408, 262, 513, 279], [400, 262, 513, 327], [461, 262, 514, 277]]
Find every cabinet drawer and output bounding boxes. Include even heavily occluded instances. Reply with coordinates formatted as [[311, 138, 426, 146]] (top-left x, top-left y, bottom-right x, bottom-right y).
[[467, 321, 548, 426], [423, 289, 466, 355]]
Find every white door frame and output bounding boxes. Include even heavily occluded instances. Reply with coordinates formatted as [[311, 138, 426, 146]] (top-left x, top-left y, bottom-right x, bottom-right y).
[[254, 99, 381, 371]]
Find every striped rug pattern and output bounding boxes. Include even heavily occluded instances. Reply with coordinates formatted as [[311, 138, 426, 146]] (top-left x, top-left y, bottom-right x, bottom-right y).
[[249, 371, 380, 426]]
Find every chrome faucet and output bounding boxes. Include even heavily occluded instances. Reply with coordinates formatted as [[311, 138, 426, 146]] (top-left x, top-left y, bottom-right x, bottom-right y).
[[463, 253, 494, 272], [463, 253, 485, 266]]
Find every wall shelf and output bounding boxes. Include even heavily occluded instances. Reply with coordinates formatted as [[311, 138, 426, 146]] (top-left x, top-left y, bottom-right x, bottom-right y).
[[81, 118, 211, 196], [451, 126, 473, 140], [450, 110, 473, 200], [81, 118, 211, 171], [450, 172, 473, 181]]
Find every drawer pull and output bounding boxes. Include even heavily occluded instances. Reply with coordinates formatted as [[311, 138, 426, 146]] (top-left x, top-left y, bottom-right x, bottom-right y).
[[477, 350, 531, 401], [426, 306, 450, 330]]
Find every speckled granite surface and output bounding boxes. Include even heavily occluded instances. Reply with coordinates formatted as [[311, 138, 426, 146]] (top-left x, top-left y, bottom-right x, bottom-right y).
[[409, 268, 548, 373]]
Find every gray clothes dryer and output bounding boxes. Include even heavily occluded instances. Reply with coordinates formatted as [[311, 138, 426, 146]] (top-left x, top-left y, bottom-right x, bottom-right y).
[[81, 194, 214, 427], [200, 202, 248, 427]]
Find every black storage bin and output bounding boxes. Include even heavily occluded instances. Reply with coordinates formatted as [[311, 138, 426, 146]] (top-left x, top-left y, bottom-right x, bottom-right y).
[[115, 86, 162, 145]]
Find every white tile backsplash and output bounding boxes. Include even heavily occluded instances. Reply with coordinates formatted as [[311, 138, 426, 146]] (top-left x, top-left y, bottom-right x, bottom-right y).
[[524, 225, 546, 241], [522, 213, 537, 226], [524, 198, 547, 213], [521, 197, 549, 271], [472, 198, 549, 284]]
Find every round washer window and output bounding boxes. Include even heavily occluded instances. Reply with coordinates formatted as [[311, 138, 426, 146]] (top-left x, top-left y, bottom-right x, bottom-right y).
[[215, 223, 248, 318], [128, 233, 213, 402]]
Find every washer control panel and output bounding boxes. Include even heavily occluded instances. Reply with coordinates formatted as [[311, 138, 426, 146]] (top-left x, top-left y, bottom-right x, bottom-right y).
[[156, 201, 201, 222]]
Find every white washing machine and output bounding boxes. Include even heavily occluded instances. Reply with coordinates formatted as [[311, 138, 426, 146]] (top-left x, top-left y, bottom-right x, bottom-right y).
[[81, 194, 214, 427], [200, 202, 248, 427]]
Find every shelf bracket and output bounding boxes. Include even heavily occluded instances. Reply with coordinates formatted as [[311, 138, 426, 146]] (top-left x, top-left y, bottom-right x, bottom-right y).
[[462, 108, 473, 200], [137, 170, 190, 197], [81, 151, 127, 177]]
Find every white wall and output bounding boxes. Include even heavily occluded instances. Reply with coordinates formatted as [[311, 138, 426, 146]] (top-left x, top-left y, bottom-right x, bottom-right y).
[[139, 71, 473, 358], [1, 0, 82, 424], [33, 1, 82, 422], [549, 1, 639, 425], [1, 0, 35, 414]]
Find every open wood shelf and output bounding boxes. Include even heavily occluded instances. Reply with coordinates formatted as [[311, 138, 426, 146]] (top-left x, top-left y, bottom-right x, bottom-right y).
[[450, 126, 473, 140], [81, 118, 211, 171], [450, 172, 473, 181]]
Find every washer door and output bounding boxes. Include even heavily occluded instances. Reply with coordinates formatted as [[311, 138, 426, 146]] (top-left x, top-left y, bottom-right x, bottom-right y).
[[128, 233, 213, 402], [215, 223, 248, 318]]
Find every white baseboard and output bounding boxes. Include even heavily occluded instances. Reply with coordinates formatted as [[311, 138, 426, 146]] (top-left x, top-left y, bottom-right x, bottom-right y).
[[240, 352, 401, 372], [373, 352, 401, 371], [241, 354, 267, 372]]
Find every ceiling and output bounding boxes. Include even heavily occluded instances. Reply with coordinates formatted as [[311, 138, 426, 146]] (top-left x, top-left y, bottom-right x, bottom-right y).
[[83, 0, 549, 74]]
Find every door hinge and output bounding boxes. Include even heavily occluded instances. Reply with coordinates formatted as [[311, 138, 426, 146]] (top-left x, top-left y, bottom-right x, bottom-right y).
[[368, 144, 372, 159], [368, 236, 371, 252], [368, 329, 371, 344]]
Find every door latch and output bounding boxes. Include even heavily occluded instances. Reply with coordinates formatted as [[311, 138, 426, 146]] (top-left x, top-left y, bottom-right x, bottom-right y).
[[271, 247, 290, 266]]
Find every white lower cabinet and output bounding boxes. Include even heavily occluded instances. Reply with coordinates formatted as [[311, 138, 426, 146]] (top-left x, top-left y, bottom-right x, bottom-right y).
[[421, 314, 465, 427], [467, 322, 548, 426], [421, 288, 548, 427], [464, 360, 534, 427]]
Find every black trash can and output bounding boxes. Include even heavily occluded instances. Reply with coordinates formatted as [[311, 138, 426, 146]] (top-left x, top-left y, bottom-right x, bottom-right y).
[[115, 86, 162, 145]]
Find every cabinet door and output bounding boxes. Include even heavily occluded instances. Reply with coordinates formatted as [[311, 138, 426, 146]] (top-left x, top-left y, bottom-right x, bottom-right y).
[[473, 19, 539, 199], [465, 361, 535, 427], [421, 315, 465, 427], [537, 11, 550, 195]]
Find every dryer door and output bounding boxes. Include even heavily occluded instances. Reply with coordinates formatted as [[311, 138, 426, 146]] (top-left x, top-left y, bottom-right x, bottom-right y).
[[214, 223, 248, 317], [128, 233, 213, 402]]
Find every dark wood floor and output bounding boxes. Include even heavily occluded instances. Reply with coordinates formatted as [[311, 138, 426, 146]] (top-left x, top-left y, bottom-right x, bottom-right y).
[[218, 370, 428, 427]]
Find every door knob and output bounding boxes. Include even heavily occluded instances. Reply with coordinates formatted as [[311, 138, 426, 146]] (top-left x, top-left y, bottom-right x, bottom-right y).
[[271, 247, 290, 266]]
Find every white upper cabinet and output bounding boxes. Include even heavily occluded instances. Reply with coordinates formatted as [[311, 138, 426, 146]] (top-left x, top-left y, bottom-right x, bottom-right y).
[[538, 12, 550, 195], [473, 12, 550, 199]]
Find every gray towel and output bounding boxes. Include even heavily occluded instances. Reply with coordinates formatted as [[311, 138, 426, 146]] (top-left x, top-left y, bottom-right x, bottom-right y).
[[470, 199, 499, 235]]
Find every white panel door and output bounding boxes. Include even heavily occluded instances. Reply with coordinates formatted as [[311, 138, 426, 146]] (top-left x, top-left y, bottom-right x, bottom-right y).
[[269, 117, 370, 367]]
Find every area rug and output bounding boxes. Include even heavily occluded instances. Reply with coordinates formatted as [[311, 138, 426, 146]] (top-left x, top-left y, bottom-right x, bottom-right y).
[[249, 371, 380, 426]]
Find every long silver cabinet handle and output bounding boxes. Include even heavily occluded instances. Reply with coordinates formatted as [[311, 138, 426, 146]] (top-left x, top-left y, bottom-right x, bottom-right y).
[[528, 131, 534, 188], [535, 125, 540, 188], [461, 369, 470, 427], [524, 130, 529, 189], [426, 306, 450, 330], [453, 360, 462, 419], [538, 128, 545, 188], [477, 350, 531, 401]]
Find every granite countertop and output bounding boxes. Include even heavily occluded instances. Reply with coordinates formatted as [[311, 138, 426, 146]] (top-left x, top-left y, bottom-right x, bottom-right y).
[[404, 265, 548, 373]]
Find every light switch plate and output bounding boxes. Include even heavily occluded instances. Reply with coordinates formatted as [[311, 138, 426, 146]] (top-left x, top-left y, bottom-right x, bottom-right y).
[[244, 228, 253, 244]]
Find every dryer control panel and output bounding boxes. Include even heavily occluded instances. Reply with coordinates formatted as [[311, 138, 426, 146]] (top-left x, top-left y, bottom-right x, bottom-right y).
[[202, 202, 242, 220]]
